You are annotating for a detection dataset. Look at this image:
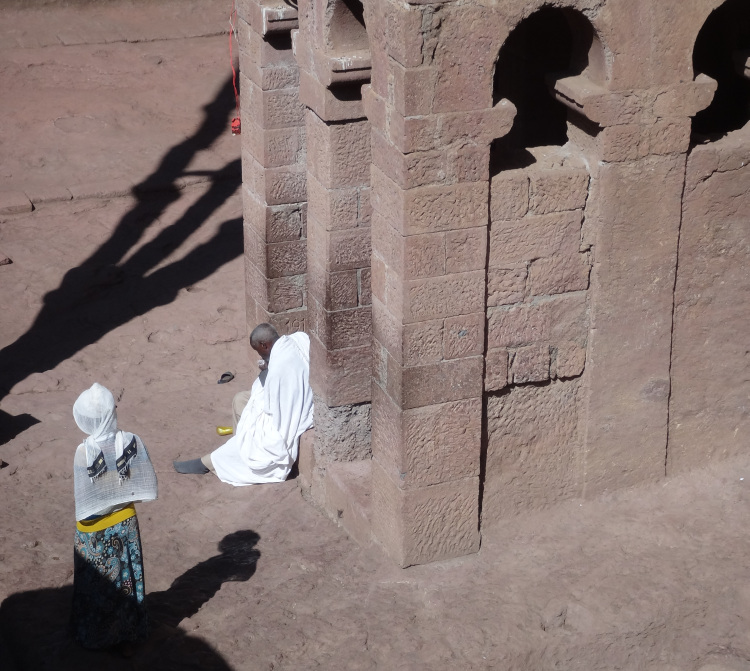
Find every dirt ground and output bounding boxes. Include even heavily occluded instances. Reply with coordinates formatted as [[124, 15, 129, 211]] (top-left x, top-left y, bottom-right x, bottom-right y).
[[1, 2, 750, 670]]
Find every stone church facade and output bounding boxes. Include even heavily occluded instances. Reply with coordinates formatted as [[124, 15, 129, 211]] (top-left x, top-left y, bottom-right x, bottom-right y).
[[236, 0, 750, 565]]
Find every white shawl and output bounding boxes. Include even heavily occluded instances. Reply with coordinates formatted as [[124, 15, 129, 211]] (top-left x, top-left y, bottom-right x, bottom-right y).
[[210, 332, 314, 486]]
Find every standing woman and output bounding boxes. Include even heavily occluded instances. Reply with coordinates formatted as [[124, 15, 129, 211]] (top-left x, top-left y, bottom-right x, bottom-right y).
[[71, 383, 158, 651]]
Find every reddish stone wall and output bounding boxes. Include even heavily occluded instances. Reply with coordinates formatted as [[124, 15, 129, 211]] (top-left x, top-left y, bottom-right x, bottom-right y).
[[668, 126, 750, 472], [238, 0, 307, 336], [238, 0, 750, 565], [293, 0, 375, 504], [483, 149, 591, 523]]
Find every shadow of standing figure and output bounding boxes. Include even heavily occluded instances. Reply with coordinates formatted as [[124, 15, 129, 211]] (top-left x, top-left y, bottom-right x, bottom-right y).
[[0, 530, 261, 671], [148, 529, 261, 629], [0, 76, 242, 415]]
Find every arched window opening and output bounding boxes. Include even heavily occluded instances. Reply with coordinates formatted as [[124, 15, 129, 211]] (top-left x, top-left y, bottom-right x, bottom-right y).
[[692, 0, 750, 139], [491, 6, 597, 173], [329, 0, 368, 53]]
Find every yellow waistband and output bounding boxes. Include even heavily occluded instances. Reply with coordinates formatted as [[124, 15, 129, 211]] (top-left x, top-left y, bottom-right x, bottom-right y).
[[76, 504, 136, 533]]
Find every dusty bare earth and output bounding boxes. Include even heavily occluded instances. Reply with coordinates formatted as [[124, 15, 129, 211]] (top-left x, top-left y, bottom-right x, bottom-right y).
[[1, 3, 750, 670]]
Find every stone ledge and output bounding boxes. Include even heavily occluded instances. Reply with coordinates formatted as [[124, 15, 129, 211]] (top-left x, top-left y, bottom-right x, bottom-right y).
[[324, 459, 373, 548], [0, 191, 32, 216]]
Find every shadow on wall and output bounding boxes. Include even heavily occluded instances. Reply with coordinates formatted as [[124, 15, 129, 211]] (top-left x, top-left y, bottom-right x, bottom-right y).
[[0, 76, 243, 431], [0, 529, 260, 671], [490, 6, 596, 173], [692, 0, 750, 139]]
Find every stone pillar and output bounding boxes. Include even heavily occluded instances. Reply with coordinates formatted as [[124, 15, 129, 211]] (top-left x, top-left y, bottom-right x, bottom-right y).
[[364, 0, 515, 566], [294, 1, 374, 503], [549, 74, 717, 496], [237, 0, 307, 336]]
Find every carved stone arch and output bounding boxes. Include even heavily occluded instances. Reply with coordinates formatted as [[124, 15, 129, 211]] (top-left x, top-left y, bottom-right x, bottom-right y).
[[691, 0, 750, 138], [490, 5, 606, 169]]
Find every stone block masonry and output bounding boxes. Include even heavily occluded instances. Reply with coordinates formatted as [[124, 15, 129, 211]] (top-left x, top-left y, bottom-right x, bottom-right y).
[[238, 0, 750, 566], [293, 0, 375, 511], [236, 0, 307, 336]]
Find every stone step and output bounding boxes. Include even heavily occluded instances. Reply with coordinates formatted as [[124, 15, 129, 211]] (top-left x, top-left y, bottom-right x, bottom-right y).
[[324, 459, 373, 548]]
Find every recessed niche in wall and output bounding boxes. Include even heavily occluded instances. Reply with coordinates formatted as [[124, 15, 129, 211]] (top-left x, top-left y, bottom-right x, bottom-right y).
[[491, 7, 601, 173], [328, 0, 367, 53], [692, 0, 750, 139]]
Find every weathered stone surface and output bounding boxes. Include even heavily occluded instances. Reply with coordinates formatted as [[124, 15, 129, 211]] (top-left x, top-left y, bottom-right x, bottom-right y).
[[487, 293, 588, 350], [267, 274, 305, 311], [298, 69, 366, 122], [404, 232, 445, 279], [511, 344, 550, 384], [307, 175, 359, 231], [371, 127, 446, 189], [401, 318, 443, 366], [487, 265, 527, 306], [490, 170, 528, 221], [390, 61, 438, 117], [358, 268, 372, 306], [399, 356, 483, 409], [483, 379, 583, 525], [306, 111, 371, 188], [244, 157, 307, 205], [267, 239, 307, 277], [443, 312, 484, 360], [371, 459, 480, 567], [371, 166, 488, 236], [528, 169, 589, 215], [309, 334, 371, 406], [242, 121, 304, 168], [313, 396, 372, 462], [0, 191, 33, 214], [324, 459, 373, 548], [489, 211, 582, 267], [584, 156, 685, 495], [247, 80, 305, 128], [255, 305, 308, 336], [307, 216, 371, 273], [404, 270, 485, 323], [552, 341, 587, 379], [307, 260, 358, 310], [447, 143, 490, 183], [244, 193, 306, 243], [314, 304, 372, 350], [484, 348, 509, 392], [529, 253, 590, 297], [431, 4, 498, 113], [371, 384, 482, 488], [445, 227, 486, 274], [668, 134, 750, 474]]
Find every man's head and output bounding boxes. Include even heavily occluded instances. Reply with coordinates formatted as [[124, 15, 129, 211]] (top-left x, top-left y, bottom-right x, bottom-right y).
[[249, 323, 280, 361]]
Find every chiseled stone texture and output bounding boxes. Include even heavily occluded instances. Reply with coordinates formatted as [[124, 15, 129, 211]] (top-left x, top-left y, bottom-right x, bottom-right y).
[[312, 395, 372, 463], [482, 378, 584, 526], [584, 156, 685, 497], [371, 383, 481, 489], [668, 131, 750, 475], [371, 459, 480, 567]]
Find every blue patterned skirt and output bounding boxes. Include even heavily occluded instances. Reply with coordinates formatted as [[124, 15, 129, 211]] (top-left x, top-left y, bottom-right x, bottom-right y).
[[72, 513, 149, 649]]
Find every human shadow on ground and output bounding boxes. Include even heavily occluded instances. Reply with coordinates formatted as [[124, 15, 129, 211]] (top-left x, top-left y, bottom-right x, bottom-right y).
[[0, 76, 242, 419], [0, 529, 260, 671]]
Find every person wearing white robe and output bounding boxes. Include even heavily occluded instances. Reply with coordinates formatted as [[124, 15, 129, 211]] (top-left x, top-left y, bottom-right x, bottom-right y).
[[174, 324, 314, 485]]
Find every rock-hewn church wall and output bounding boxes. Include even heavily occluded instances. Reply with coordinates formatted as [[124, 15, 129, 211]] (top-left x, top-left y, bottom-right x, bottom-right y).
[[238, 0, 749, 565], [669, 129, 750, 472]]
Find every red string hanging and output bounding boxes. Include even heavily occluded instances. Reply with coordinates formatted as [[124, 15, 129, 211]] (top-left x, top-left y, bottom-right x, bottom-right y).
[[229, 0, 241, 135]]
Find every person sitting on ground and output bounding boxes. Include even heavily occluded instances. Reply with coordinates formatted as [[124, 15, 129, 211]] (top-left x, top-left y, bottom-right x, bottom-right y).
[[71, 383, 158, 652], [173, 323, 313, 485]]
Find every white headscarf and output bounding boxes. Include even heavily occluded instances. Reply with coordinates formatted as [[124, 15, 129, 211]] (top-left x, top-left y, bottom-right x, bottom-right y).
[[73, 383, 135, 483]]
